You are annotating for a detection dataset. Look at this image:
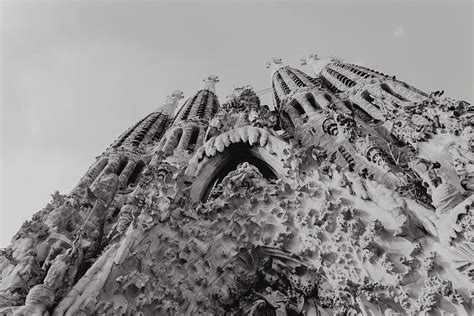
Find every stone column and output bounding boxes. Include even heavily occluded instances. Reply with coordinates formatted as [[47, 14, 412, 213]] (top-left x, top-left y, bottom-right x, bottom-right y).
[[118, 159, 137, 188], [71, 158, 109, 195], [350, 93, 385, 121], [286, 106, 304, 127], [298, 97, 316, 116], [196, 126, 206, 149], [90, 156, 121, 190], [162, 128, 182, 156], [156, 136, 168, 151], [177, 126, 194, 150], [384, 82, 428, 102], [315, 93, 331, 109]]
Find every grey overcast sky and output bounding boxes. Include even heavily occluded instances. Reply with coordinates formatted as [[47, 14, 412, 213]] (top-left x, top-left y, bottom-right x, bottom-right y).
[[0, 0, 472, 246]]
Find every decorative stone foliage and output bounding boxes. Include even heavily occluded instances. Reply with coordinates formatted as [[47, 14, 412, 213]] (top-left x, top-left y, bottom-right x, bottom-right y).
[[0, 58, 472, 315]]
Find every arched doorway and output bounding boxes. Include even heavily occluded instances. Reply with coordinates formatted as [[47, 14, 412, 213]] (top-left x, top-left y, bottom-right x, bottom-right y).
[[186, 127, 291, 202], [199, 143, 278, 202]]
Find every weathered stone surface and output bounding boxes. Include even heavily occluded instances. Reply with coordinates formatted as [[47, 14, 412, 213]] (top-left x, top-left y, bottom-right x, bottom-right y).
[[1, 60, 472, 315]]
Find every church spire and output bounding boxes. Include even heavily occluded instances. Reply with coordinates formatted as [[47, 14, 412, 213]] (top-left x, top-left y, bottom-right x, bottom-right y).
[[158, 75, 220, 156]]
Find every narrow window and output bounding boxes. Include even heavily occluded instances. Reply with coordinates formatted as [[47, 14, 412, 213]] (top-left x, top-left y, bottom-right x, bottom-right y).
[[361, 91, 380, 110], [290, 100, 308, 123], [324, 94, 333, 104], [307, 93, 320, 110], [127, 161, 146, 185], [116, 157, 129, 176], [175, 128, 184, 145], [188, 127, 200, 151], [282, 112, 295, 129]]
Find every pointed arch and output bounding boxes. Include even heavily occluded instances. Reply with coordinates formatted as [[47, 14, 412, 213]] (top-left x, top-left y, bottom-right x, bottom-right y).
[[186, 126, 292, 202]]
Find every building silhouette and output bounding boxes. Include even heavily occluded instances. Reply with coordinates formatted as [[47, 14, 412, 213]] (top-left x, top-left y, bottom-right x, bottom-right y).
[[0, 55, 473, 315]]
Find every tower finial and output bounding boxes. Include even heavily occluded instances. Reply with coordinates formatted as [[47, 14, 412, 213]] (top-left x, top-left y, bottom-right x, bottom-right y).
[[300, 54, 319, 66], [300, 54, 332, 75], [329, 55, 343, 63], [158, 90, 184, 115], [265, 57, 283, 74], [203, 75, 219, 93]]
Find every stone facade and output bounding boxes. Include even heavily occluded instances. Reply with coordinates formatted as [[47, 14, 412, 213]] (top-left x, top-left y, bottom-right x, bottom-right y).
[[0, 56, 473, 315]]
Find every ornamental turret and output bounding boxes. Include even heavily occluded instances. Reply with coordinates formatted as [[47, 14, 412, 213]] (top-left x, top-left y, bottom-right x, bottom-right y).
[[111, 90, 184, 149], [72, 91, 183, 195], [268, 57, 350, 138], [158, 75, 220, 156], [266, 57, 322, 110], [304, 54, 429, 123]]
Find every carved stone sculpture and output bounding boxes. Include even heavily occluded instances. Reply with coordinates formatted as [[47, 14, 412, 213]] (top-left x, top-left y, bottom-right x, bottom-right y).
[[1, 58, 473, 315]]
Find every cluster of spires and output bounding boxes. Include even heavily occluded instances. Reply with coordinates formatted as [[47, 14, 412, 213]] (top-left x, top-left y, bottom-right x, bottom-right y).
[[72, 52, 452, 202]]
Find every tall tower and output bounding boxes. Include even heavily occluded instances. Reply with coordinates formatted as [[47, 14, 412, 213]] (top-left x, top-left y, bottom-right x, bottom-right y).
[[304, 54, 429, 125], [267, 57, 349, 139], [71, 91, 184, 195], [158, 75, 220, 156]]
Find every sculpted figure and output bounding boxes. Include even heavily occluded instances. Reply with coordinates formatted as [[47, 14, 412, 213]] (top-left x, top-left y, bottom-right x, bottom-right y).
[[449, 126, 474, 191], [411, 158, 442, 194], [45, 203, 82, 234], [0, 249, 42, 294], [14, 240, 82, 315], [13, 285, 54, 316]]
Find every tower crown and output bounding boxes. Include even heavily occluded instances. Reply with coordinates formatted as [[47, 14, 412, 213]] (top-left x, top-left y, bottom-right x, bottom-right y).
[[203, 75, 219, 93], [301, 53, 332, 75], [265, 57, 283, 74], [329, 56, 343, 63], [173, 75, 220, 124], [158, 90, 184, 116], [300, 54, 319, 66]]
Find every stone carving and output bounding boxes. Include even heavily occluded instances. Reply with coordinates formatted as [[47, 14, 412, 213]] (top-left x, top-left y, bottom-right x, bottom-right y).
[[1, 56, 473, 315], [449, 126, 474, 191], [159, 90, 184, 116], [202, 75, 219, 93]]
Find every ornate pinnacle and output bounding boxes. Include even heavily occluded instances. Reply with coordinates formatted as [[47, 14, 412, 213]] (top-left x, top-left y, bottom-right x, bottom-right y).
[[203, 75, 219, 93], [302, 54, 332, 75], [265, 57, 283, 74], [300, 54, 319, 66], [329, 55, 343, 63], [158, 90, 184, 115]]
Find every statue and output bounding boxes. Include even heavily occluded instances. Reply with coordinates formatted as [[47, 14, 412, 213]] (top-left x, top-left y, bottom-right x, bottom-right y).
[[449, 126, 474, 191]]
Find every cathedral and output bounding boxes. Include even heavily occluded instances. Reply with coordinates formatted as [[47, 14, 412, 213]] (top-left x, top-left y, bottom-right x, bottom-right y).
[[0, 55, 472, 315]]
